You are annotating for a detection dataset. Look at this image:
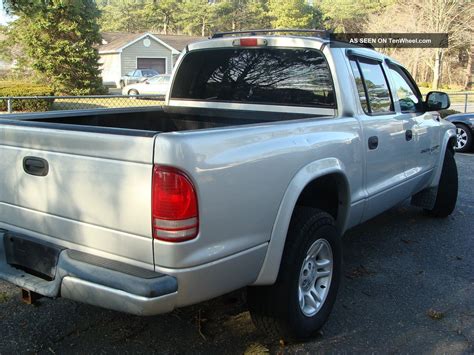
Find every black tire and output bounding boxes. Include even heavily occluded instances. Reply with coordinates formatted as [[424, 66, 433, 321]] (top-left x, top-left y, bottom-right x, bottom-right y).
[[128, 89, 139, 99], [247, 207, 342, 341], [426, 149, 458, 217], [454, 123, 472, 152]]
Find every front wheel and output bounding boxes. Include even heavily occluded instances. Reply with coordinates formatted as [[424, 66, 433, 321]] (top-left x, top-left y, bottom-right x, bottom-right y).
[[247, 208, 342, 341]]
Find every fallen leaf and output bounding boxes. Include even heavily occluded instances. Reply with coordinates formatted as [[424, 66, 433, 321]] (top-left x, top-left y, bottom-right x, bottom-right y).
[[427, 309, 444, 320], [244, 343, 269, 354], [345, 264, 375, 279]]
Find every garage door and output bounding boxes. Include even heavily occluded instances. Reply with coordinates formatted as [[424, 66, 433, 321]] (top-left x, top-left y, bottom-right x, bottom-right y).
[[137, 58, 166, 74]]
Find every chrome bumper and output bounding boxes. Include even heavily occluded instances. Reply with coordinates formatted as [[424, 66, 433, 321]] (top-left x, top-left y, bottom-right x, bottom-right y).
[[0, 230, 178, 316]]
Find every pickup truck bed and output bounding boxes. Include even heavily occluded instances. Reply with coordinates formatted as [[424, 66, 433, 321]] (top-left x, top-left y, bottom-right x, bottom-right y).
[[10, 106, 313, 133], [0, 104, 327, 313]]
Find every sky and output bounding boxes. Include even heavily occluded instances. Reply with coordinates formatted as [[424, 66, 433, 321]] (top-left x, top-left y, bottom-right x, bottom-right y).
[[0, 4, 14, 25]]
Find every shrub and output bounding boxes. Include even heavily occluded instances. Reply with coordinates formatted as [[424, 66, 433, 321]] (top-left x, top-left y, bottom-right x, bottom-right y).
[[0, 81, 55, 112], [439, 109, 461, 118]]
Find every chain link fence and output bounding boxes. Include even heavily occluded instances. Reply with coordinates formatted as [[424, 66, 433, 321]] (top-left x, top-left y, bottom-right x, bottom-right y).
[[0, 94, 165, 114], [0, 92, 472, 115]]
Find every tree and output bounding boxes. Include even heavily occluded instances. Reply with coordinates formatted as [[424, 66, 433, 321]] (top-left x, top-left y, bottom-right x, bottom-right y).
[[142, 0, 182, 34], [0, 22, 34, 79], [99, 1, 145, 32], [320, 0, 394, 32], [180, 0, 216, 36], [365, 0, 473, 89], [464, 45, 473, 90], [2, 0, 106, 94], [245, 0, 272, 29], [420, 0, 473, 89], [212, 0, 271, 32], [268, 0, 317, 29]]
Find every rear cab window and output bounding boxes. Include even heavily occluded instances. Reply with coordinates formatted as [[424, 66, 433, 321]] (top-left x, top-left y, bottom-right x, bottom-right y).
[[170, 47, 335, 109]]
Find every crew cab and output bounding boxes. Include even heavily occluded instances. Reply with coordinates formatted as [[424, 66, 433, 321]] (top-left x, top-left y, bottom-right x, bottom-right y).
[[0, 30, 457, 341]]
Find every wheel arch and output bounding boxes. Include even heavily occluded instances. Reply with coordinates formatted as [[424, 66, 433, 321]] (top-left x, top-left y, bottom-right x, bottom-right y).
[[252, 158, 350, 285]]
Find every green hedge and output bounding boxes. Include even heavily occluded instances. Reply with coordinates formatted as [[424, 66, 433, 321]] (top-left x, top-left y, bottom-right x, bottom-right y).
[[0, 81, 55, 112], [439, 109, 461, 118]]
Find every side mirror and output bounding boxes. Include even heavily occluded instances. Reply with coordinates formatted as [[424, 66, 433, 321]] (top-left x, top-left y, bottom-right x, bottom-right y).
[[425, 91, 450, 110]]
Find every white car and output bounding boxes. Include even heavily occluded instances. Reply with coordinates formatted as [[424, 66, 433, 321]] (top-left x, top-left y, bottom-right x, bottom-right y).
[[122, 75, 171, 97]]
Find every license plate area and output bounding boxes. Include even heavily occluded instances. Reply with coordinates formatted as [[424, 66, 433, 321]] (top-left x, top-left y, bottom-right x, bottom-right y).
[[3, 233, 65, 280]]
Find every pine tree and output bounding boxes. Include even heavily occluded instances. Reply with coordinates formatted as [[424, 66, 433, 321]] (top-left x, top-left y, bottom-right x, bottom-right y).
[[3, 0, 106, 95], [268, 0, 319, 29]]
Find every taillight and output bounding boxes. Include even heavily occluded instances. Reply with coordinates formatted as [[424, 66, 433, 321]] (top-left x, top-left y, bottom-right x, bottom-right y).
[[152, 165, 198, 242], [232, 38, 268, 47]]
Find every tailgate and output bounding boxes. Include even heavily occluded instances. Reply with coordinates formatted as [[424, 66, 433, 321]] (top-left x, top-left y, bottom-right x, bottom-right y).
[[0, 122, 156, 267]]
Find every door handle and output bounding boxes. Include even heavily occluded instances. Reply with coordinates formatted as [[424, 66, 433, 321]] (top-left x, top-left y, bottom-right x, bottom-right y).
[[368, 136, 379, 150], [23, 157, 49, 176], [405, 130, 413, 141]]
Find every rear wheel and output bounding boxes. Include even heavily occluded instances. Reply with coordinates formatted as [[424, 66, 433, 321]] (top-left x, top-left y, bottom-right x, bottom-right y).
[[454, 123, 472, 152], [425, 149, 458, 217], [247, 207, 342, 341]]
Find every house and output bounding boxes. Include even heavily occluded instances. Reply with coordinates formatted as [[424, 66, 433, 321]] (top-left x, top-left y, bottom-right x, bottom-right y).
[[98, 32, 205, 87]]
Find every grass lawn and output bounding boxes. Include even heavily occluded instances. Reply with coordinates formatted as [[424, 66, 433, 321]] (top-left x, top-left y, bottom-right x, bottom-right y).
[[418, 87, 474, 103]]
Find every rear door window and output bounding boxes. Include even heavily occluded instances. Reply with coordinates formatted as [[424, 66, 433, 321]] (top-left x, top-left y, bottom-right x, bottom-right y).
[[171, 48, 335, 108], [349, 60, 369, 112], [349, 58, 394, 115], [358, 60, 393, 114]]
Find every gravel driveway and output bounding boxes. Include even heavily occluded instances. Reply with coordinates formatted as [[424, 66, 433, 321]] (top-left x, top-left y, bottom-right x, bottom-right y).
[[1, 154, 473, 354]]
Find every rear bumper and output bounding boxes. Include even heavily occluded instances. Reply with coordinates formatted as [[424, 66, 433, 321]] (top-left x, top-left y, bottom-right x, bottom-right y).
[[0, 230, 177, 316]]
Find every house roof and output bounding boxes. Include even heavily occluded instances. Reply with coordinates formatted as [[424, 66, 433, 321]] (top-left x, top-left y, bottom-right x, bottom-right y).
[[153, 34, 207, 52], [99, 32, 206, 54]]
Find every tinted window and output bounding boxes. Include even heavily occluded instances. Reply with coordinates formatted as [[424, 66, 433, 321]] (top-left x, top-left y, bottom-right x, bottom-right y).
[[357, 60, 393, 114], [171, 48, 335, 108], [388, 65, 423, 112], [349, 60, 368, 112]]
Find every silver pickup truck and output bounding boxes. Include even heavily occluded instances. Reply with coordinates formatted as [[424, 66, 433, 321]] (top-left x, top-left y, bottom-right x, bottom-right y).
[[0, 30, 458, 341]]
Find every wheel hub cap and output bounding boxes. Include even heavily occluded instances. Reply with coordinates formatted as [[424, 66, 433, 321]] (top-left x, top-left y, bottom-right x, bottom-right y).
[[456, 128, 467, 149], [298, 239, 333, 317]]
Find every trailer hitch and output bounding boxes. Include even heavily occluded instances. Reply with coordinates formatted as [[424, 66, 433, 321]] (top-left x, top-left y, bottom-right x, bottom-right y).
[[21, 289, 42, 305]]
